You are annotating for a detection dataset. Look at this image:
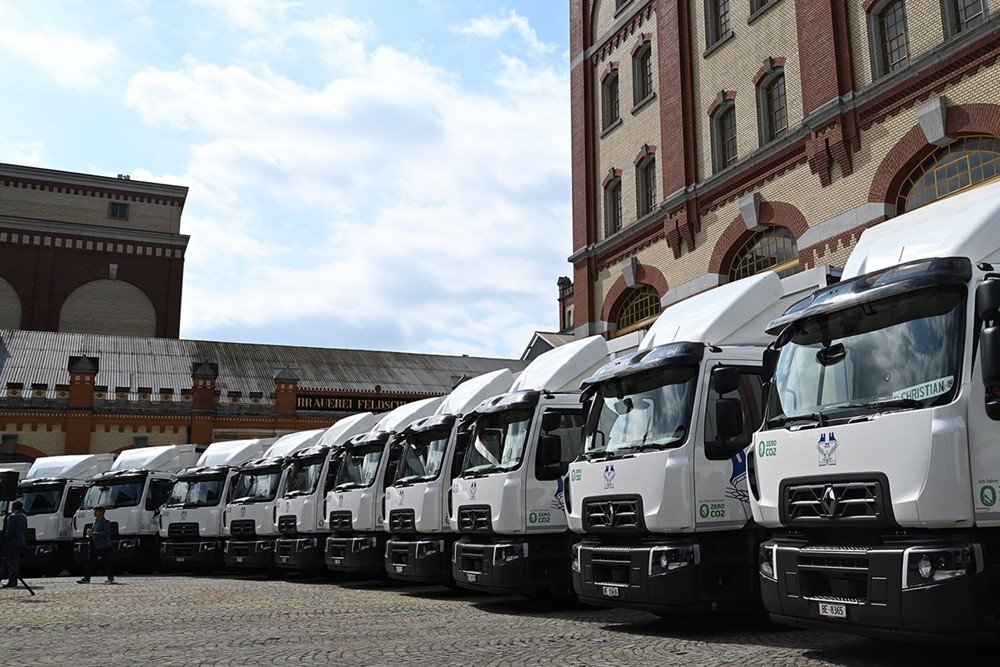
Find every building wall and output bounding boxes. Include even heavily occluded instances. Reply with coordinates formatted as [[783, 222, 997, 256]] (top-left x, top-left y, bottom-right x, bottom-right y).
[[59, 279, 157, 337], [0, 277, 20, 329], [570, 0, 1000, 334]]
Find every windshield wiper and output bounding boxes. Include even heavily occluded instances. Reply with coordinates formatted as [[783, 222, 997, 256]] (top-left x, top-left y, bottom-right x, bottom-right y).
[[617, 441, 682, 454], [284, 490, 307, 498], [394, 475, 424, 486], [463, 465, 500, 478], [335, 482, 362, 491], [844, 398, 923, 412], [768, 412, 829, 429]]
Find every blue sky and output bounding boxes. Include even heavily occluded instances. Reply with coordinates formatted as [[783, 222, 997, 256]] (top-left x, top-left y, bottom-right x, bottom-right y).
[[0, 0, 571, 359]]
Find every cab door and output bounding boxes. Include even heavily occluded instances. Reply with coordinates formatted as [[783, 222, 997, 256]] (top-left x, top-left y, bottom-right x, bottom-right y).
[[525, 405, 585, 533]]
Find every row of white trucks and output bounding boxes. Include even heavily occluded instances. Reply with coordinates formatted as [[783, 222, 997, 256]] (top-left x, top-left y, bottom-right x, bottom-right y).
[[7, 182, 1000, 644]]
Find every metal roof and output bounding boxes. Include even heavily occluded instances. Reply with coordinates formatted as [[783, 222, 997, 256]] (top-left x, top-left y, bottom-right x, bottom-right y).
[[0, 330, 525, 399]]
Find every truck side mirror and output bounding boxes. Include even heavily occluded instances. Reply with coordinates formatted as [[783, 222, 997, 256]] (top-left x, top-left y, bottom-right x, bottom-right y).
[[981, 326, 1000, 421], [715, 398, 745, 441], [762, 348, 780, 379], [536, 434, 565, 480], [712, 367, 741, 395], [540, 411, 562, 432], [977, 278, 1000, 321]]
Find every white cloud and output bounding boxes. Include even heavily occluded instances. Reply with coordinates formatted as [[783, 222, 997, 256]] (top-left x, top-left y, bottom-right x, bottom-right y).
[[0, 1, 119, 91], [124, 11, 569, 357], [0, 136, 45, 166], [452, 9, 556, 55], [189, 0, 300, 33]]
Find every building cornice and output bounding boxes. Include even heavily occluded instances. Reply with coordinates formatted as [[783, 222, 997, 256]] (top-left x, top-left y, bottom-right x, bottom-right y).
[[0, 162, 188, 205], [0, 215, 190, 248]]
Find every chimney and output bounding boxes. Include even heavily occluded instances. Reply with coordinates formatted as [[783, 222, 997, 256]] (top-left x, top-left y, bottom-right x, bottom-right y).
[[273, 367, 300, 416], [191, 362, 219, 412], [67, 356, 99, 409]]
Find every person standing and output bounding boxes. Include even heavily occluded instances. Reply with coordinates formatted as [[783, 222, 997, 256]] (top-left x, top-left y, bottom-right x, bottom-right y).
[[3, 500, 27, 588], [77, 505, 115, 584]]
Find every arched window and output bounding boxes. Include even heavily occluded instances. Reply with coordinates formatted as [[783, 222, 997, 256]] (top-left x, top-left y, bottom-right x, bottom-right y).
[[712, 102, 738, 172], [636, 155, 656, 217], [897, 136, 1000, 213], [632, 41, 653, 105], [869, 0, 909, 78], [729, 227, 800, 281], [757, 69, 787, 145], [601, 69, 620, 131], [616, 284, 661, 334], [604, 175, 623, 235]]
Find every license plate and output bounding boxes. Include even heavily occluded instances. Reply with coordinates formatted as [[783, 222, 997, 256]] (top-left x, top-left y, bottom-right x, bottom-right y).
[[466, 572, 477, 582], [176, 557, 185, 563], [602, 586, 620, 598], [235, 557, 244, 563], [395, 566, 404, 573], [818, 602, 847, 618], [330, 558, 342, 564], [280, 556, 289, 562]]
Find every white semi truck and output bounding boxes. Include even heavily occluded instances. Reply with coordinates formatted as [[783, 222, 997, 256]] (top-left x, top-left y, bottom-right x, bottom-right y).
[[72, 445, 201, 571], [383, 369, 516, 584], [750, 181, 1000, 643], [450, 336, 611, 595], [158, 438, 273, 568], [221, 429, 326, 569], [324, 397, 443, 574], [566, 268, 834, 613], [15, 455, 115, 575], [273, 413, 377, 570]]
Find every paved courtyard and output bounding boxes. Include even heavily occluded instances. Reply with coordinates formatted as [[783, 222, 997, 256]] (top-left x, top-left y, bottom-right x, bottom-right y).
[[1, 573, 994, 665]]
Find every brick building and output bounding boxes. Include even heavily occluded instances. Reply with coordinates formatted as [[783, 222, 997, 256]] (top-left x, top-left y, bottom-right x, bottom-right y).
[[0, 330, 523, 462], [0, 163, 188, 338], [567, 0, 1000, 338]]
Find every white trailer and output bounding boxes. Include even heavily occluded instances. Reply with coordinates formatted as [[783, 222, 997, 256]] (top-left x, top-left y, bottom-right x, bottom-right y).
[[383, 369, 516, 584], [272, 413, 378, 570], [324, 397, 443, 574], [221, 429, 326, 569], [72, 445, 201, 571], [566, 268, 833, 613], [450, 335, 613, 595], [750, 180, 1000, 643], [157, 438, 273, 568]]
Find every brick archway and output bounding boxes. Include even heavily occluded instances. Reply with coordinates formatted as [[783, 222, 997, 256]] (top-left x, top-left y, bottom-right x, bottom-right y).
[[600, 263, 669, 325], [708, 201, 808, 275], [13, 444, 46, 460], [869, 103, 1000, 205]]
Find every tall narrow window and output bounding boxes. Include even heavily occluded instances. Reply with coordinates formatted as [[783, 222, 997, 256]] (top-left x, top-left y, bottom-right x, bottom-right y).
[[604, 176, 623, 235], [870, 0, 909, 77], [947, 0, 987, 35], [636, 156, 656, 218], [706, 0, 731, 47], [897, 136, 1000, 213], [712, 102, 738, 172], [601, 70, 620, 131], [757, 69, 787, 145], [632, 42, 653, 105]]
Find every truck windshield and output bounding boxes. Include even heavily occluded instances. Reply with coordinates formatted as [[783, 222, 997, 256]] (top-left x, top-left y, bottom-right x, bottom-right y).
[[18, 482, 66, 516], [394, 429, 451, 485], [462, 408, 534, 476], [767, 286, 965, 426], [284, 457, 325, 496], [167, 476, 225, 507], [335, 443, 383, 489], [229, 470, 281, 503], [81, 479, 144, 509], [586, 365, 698, 455]]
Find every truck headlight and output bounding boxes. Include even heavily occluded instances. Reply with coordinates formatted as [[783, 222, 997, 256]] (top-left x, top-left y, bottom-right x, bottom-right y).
[[571, 544, 582, 573], [904, 545, 980, 589], [493, 543, 527, 565], [759, 544, 776, 581], [119, 539, 137, 550], [37, 545, 54, 554], [258, 541, 273, 551], [648, 545, 699, 577], [416, 540, 444, 559], [353, 536, 376, 552], [297, 537, 317, 551], [202, 541, 217, 551]]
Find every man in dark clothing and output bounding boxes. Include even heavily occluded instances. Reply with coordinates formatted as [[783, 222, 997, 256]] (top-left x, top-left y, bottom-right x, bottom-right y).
[[77, 506, 114, 584], [3, 500, 28, 588]]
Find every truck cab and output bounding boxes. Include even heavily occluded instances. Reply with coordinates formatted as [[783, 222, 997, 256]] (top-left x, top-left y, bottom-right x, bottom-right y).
[[72, 445, 201, 571], [566, 269, 833, 614], [273, 412, 377, 570], [158, 438, 273, 568], [383, 369, 515, 584], [751, 180, 1000, 644], [15, 454, 115, 575], [221, 429, 325, 569], [324, 397, 443, 574], [450, 336, 612, 595]]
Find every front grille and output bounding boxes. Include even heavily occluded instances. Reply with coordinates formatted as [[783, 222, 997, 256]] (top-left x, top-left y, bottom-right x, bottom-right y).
[[278, 515, 297, 534], [328, 511, 352, 530], [389, 509, 415, 533], [798, 552, 869, 571], [583, 497, 642, 532], [389, 542, 409, 566], [169, 543, 195, 557], [784, 479, 887, 526], [276, 542, 294, 558], [589, 548, 632, 586], [457, 506, 491, 533], [26, 528, 36, 544], [168, 522, 199, 538], [229, 519, 256, 537], [459, 544, 485, 573]]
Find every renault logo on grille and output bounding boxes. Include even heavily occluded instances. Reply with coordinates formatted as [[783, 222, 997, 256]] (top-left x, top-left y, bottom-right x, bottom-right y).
[[820, 485, 838, 516]]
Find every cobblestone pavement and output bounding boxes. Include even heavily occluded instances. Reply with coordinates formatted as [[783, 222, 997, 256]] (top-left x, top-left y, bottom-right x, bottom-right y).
[[1, 573, 995, 666]]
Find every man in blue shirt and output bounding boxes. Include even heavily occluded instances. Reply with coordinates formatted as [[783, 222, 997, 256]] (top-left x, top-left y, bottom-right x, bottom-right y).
[[3, 500, 28, 588], [77, 505, 115, 584]]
